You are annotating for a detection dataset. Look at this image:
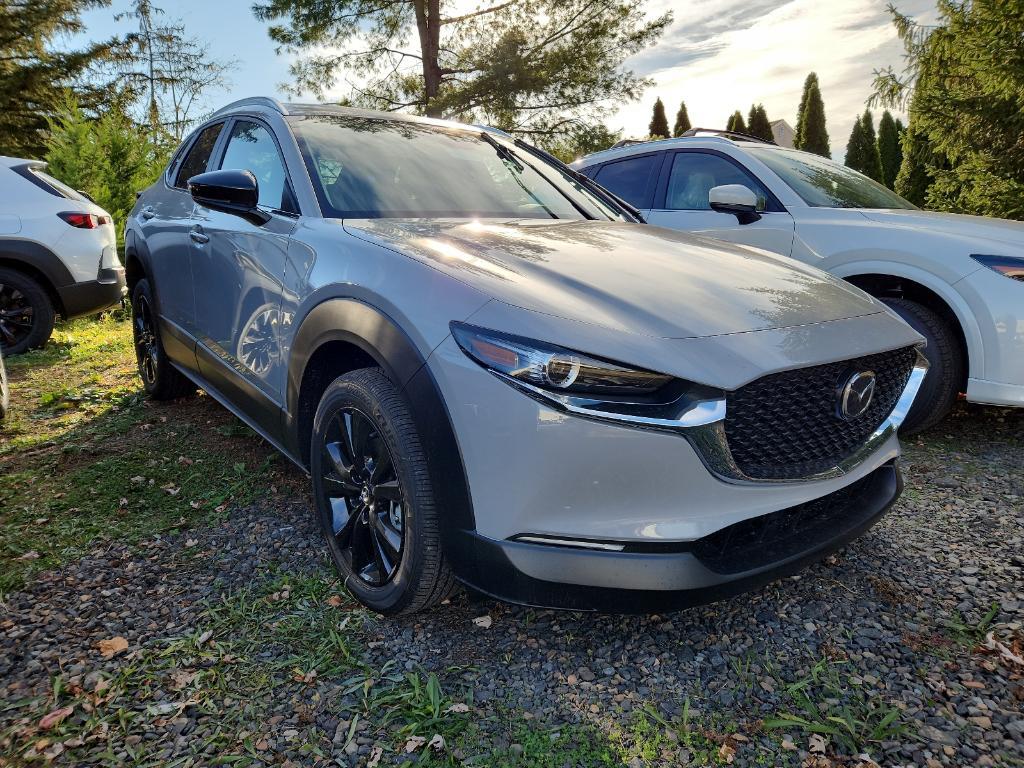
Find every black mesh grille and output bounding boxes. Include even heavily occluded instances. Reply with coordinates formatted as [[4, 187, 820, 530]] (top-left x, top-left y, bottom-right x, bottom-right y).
[[724, 347, 917, 480], [692, 467, 891, 574]]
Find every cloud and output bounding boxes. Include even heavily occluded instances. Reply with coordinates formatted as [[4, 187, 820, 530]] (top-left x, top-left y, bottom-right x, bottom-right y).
[[611, 0, 936, 159]]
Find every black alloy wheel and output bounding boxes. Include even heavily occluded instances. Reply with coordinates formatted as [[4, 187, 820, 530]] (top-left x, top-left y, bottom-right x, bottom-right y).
[[133, 291, 160, 388], [0, 268, 55, 355], [311, 368, 455, 615], [319, 406, 405, 586]]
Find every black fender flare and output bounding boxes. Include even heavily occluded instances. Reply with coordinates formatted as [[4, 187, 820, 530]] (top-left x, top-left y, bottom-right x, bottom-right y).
[[285, 297, 476, 537]]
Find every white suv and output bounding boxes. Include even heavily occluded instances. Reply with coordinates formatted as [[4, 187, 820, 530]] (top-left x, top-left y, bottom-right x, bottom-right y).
[[0, 157, 125, 354], [574, 132, 1024, 433]]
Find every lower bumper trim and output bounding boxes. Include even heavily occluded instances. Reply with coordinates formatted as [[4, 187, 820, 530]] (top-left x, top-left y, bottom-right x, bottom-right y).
[[57, 267, 127, 319], [448, 462, 902, 613]]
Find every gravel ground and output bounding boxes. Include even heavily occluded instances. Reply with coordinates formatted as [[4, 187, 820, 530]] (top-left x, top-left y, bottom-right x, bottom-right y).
[[2, 402, 1022, 767]]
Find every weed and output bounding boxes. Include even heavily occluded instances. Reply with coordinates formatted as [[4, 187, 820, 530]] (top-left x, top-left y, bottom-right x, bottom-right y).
[[764, 658, 905, 755]]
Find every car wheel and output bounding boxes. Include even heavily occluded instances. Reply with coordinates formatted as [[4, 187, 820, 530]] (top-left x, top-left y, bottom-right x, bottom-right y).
[[0, 267, 56, 355], [131, 278, 195, 400], [0, 351, 8, 420], [882, 298, 963, 435], [311, 367, 455, 615]]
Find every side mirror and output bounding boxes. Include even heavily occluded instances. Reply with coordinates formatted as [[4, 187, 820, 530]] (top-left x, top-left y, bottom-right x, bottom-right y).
[[709, 184, 761, 225], [188, 169, 270, 224]]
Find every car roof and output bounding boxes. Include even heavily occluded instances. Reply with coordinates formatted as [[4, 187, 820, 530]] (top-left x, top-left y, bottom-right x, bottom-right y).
[[210, 97, 482, 134], [573, 135, 790, 167]]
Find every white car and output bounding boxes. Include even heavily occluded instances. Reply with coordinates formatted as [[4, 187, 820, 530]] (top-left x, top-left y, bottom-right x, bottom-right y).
[[573, 132, 1024, 433], [0, 157, 125, 354]]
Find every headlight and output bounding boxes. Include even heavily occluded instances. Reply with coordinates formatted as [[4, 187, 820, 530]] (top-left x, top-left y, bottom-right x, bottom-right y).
[[971, 254, 1024, 282], [451, 322, 672, 396], [450, 322, 726, 430]]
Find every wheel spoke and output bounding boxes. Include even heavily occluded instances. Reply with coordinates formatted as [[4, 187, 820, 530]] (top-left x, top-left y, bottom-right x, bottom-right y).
[[322, 473, 359, 499], [348, 411, 371, 458], [372, 513, 402, 560], [374, 479, 401, 501], [348, 511, 374, 575], [323, 439, 355, 479], [333, 500, 362, 548], [370, 525, 393, 581]]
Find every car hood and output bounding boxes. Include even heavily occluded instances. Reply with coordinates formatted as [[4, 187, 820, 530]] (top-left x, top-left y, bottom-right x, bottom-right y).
[[343, 218, 887, 339], [859, 209, 1024, 250]]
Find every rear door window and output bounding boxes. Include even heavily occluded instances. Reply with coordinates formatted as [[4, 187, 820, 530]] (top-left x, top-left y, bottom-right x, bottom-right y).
[[592, 153, 659, 208], [174, 123, 224, 189]]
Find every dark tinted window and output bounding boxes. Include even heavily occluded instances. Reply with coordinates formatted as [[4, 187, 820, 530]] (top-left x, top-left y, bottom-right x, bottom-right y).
[[664, 152, 769, 211], [175, 123, 223, 188], [593, 154, 658, 208], [218, 120, 292, 211]]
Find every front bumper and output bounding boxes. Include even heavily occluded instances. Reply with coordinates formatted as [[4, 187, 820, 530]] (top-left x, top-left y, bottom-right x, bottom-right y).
[[57, 265, 127, 319], [451, 461, 901, 612], [427, 334, 916, 610]]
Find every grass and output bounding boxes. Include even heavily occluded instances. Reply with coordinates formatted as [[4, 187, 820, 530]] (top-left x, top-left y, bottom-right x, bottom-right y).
[[764, 657, 906, 756], [0, 314, 303, 593]]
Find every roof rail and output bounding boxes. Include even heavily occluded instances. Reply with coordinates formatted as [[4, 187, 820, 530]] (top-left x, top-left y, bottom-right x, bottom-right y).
[[211, 97, 289, 118], [680, 127, 775, 145]]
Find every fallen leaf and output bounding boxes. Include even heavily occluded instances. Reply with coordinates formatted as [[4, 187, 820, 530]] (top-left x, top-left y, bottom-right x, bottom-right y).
[[185, 538, 198, 547], [97, 636, 129, 658], [196, 629, 213, 646], [163, 485, 180, 496], [326, 595, 344, 607], [718, 742, 735, 764], [367, 745, 384, 767], [983, 632, 1024, 667], [427, 733, 445, 752], [18, 550, 40, 561], [404, 735, 426, 753], [38, 706, 74, 730], [445, 703, 470, 714], [170, 670, 196, 690], [189, 500, 202, 509], [781, 738, 797, 751], [809, 733, 828, 754], [472, 615, 493, 629]]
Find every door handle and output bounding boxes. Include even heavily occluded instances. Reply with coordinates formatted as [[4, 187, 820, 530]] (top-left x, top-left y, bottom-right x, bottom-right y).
[[140, 206, 155, 220], [189, 226, 209, 244]]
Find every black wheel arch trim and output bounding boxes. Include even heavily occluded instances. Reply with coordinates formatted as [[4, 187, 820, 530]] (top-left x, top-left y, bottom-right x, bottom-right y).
[[285, 297, 476, 536]]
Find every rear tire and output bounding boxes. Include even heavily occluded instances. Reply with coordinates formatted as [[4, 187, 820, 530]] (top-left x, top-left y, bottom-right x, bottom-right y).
[[0, 267, 55, 355], [311, 367, 455, 615], [882, 298, 963, 435], [131, 278, 195, 400]]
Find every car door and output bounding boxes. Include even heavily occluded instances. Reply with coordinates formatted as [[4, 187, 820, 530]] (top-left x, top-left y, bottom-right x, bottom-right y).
[[140, 121, 226, 349], [590, 152, 663, 215], [644, 150, 795, 256], [189, 117, 299, 428]]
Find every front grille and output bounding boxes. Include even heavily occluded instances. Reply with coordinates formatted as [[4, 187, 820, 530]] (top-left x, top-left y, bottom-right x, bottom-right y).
[[724, 347, 917, 480], [692, 465, 893, 574]]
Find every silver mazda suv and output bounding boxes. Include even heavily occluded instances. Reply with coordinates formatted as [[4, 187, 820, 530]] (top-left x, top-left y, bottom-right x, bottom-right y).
[[125, 98, 926, 615]]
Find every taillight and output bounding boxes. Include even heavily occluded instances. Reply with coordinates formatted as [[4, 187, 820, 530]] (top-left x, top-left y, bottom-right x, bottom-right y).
[[58, 212, 111, 228]]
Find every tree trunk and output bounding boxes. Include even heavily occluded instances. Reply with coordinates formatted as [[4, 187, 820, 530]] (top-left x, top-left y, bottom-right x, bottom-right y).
[[413, 0, 443, 116]]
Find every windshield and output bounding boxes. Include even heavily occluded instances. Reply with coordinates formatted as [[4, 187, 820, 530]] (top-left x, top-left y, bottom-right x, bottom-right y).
[[290, 115, 619, 220], [746, 146, 916, 210]]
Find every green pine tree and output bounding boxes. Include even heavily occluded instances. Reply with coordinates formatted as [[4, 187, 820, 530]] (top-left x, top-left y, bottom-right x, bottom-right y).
[[747, 104, 773, 141], [844, 116, 867, 173], [726, 110, 746, 133], [877, 110, 902, 189], [794, 72, 830, 157], [672, 100, 691, 137], [649, 97, 670, 138], [859, 109, 884, 182]]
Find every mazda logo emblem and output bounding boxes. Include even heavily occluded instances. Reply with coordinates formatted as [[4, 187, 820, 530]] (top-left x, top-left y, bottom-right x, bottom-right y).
[[837, 370, 876, 420]]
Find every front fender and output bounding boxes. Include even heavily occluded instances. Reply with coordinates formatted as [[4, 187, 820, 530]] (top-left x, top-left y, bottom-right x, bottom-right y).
[[284, 297, 476, 534]]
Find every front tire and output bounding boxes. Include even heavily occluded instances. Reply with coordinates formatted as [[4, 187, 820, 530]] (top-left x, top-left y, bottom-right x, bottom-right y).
[[311, 368, 454, 615], [131, 279, 195, 400], [883, 298, 963, 435], [0, 267, 55, 355]]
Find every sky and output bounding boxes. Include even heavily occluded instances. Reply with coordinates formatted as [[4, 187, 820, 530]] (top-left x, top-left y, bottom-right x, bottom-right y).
[[71, 0, 936, 160]]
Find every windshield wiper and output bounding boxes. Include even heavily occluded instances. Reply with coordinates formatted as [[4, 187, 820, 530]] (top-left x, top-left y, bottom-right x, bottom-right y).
[[512, 139, 646, 223], [479, 131, 524, 173]]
